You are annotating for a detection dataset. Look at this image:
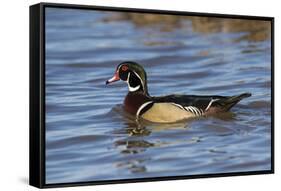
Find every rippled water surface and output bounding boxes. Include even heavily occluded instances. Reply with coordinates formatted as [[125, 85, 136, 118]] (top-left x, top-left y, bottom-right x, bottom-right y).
[[45, 8, 272, 184]]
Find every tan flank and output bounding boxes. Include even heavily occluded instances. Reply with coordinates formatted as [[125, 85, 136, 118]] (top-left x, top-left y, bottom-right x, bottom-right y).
[[141, 103, 194, 123]]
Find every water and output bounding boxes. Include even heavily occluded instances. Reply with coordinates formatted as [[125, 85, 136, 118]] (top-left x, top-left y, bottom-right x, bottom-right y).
[[45, 8, 272, 184]]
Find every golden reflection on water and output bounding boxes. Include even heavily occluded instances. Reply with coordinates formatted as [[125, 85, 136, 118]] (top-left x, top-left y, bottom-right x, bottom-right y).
[[103, 12, 271, 42]]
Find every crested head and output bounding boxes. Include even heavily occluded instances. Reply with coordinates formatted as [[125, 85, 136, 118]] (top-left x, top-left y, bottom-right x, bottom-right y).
[[106, 61, 149, 95]]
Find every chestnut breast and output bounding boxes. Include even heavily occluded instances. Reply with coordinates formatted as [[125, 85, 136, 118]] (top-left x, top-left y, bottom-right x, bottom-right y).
[[124, 92, 151, 115]]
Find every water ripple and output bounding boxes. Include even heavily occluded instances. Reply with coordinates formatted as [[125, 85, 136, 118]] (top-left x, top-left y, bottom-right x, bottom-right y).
[[45, 8, 272, 184]]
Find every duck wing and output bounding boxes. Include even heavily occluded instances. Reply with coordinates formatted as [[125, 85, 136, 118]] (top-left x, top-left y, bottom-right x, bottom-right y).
[[152, 93, 251, 115]]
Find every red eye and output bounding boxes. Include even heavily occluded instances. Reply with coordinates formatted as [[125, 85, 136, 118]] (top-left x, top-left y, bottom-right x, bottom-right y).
[[121, 65, 128, 71]]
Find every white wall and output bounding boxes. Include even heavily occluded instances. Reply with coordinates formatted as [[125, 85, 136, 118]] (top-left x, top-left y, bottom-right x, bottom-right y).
[[0, 0, 279, 190]]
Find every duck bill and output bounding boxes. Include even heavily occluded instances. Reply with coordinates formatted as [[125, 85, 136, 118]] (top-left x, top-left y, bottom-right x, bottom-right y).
[[106, 72, 120, 84]]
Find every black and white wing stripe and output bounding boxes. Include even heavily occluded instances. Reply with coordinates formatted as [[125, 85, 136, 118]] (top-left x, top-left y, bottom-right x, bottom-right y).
[[171, 103, 203, 116], [184, 106, 204, 116]]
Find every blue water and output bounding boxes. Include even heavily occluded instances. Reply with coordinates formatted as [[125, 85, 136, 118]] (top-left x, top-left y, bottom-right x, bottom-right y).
[[45, 8, 272, 184]]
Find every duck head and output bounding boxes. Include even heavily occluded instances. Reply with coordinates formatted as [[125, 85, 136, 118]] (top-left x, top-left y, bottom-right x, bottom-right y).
[[106, 61, 149, 95]]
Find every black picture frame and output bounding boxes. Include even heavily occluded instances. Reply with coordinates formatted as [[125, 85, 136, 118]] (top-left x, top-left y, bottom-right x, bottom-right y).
[[30, 2, 274, 188]]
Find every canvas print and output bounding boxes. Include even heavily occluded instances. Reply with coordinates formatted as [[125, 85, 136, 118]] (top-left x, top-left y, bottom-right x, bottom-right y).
[[45, 7, 272, 184]]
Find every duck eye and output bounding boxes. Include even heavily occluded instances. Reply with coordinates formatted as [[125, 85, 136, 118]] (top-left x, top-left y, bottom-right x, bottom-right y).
[[121, 65, 128, 71]]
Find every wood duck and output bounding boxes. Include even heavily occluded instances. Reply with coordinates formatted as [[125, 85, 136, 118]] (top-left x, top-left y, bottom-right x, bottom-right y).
[[106, 61, 251, 123]]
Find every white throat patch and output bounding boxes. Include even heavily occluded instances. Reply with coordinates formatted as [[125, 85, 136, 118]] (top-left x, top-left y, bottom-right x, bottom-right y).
[[132, 71, 145, 92], [126, 72, 140, 92]]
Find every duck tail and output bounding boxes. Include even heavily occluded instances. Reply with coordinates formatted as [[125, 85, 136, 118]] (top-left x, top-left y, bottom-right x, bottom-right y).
[[217, 93, 251, 111]]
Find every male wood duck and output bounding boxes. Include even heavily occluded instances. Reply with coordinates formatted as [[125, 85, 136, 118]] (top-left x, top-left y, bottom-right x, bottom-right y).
[[106, 61, 251, 123]]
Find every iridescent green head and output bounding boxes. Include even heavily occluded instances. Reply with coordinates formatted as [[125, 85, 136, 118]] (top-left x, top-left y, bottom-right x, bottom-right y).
[[106, 61, 149, 95]]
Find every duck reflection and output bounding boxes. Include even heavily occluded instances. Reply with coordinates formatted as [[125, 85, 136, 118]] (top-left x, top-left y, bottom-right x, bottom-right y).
[[112, 120, 152, 174], [111, 105, 191, 174], [115, 156, 148, 173]]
